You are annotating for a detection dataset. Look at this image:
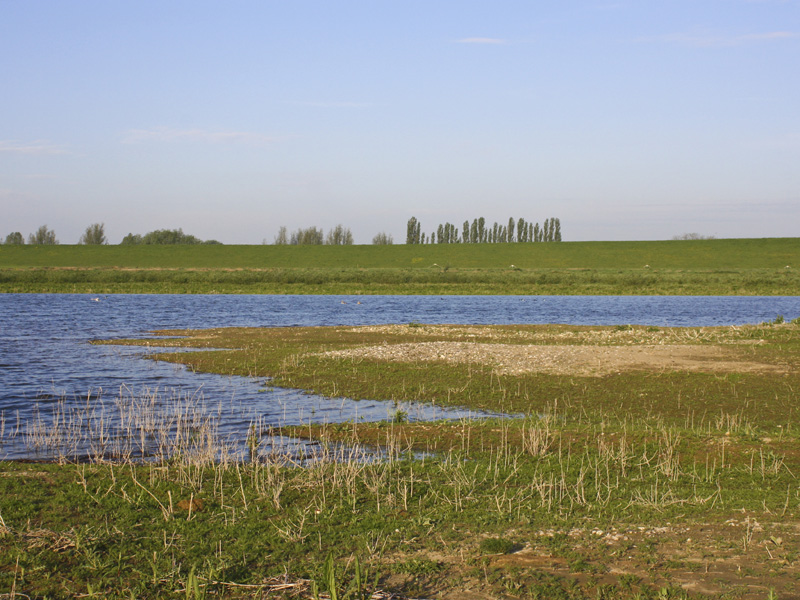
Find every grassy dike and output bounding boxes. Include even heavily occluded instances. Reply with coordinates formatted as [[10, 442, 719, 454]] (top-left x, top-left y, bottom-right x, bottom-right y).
[[1, 237, 799, 294], [3, 321, 800, 599]]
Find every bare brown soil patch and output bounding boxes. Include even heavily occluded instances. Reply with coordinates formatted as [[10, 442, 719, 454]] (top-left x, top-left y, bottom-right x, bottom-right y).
[[323, 341, 784, 377], [486, 519, 800, 599]]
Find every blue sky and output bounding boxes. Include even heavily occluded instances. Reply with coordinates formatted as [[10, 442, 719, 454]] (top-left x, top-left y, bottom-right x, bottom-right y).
[[1, 0, 798, 244]]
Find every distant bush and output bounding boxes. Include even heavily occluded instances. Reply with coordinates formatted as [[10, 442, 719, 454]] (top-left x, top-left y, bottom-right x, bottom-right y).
[[3, 232, 24, 245], [120, 228, 220, 245], [672, 233, 716, 240], [141, 229, 201, 244], [372, 232, 393, 245], [290, 227, 324, 245], [120, 233, 142, 245]]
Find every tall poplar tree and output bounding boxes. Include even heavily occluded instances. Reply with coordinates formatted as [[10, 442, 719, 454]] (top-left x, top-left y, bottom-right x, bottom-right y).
[[406, 217, 421, 244]]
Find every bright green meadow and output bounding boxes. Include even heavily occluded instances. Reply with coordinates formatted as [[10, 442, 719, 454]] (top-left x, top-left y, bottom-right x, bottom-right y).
[[1, 237, 799, 294]]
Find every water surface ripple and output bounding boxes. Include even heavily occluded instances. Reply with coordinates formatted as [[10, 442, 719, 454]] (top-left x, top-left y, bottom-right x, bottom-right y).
[[1, 294, 797, 460]]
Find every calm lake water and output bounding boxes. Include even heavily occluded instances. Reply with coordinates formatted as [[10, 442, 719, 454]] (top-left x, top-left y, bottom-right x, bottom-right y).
[[1, 294, 798, 461]]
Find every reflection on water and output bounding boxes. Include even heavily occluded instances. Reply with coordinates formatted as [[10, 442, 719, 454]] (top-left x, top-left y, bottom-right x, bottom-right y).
[[1, 294, 798, 461]]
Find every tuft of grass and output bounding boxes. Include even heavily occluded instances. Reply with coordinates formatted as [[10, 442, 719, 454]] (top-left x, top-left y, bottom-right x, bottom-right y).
[[479, 537, 519, 554]]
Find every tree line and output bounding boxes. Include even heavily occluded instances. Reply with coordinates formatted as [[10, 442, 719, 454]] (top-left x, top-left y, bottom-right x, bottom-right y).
[[2, 224, 222, 245], [2, 222, 394, 246], [5, 219, 565, 246], [271, 224, 353, 246], [269, 224, 394, 245], [4, 225, 61, 245], [121, 228, 221, 245], [406, 216, 562, 244], [4, 223, 115, 245]]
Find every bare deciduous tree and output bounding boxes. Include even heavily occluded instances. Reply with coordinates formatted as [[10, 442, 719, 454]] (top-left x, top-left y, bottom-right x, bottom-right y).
[[273, 226, 289, 245], [79, 223, 107, 245], [325, 224, 354, 245], [372, 232, 393, 245], [290, 226, 324, 245], [28, 225, 58, 245]]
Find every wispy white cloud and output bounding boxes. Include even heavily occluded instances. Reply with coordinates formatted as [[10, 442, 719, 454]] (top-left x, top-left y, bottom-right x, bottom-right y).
[[299, 101, 373, 108], [641, 30, 798, 47], [0, 188, 36, 203], [739, 31, 798, 42], [456, 37, 507, 45], [0, 140, 68, 155], [121, 126, 278, 144], [592, 3, 627, 10]]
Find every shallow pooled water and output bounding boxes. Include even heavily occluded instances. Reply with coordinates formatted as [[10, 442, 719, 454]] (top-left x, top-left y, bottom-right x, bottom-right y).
[[1, 294, 797, 460]]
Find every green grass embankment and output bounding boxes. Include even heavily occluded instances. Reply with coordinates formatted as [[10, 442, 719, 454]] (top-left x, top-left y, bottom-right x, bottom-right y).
[[2, 238, 799, 269], [1, 238, 798, 294]]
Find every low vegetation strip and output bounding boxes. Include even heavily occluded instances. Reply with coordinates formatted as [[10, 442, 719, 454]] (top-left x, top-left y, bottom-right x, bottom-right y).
[[1, 266, 799, 295], [2, 321, 799, 599]]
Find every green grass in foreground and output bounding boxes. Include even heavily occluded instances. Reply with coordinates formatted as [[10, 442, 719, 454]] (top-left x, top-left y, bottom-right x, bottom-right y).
[[1, 323, 798, 598], [1, 237, 798, 294]]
